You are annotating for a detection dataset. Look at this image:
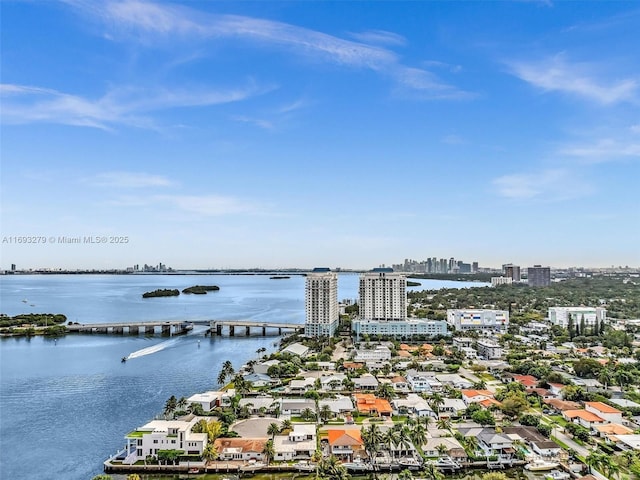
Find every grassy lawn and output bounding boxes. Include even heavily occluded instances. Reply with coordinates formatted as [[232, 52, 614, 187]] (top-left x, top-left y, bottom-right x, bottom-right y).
[[550, 415, 568, 427], [126, 430, 148, 438]]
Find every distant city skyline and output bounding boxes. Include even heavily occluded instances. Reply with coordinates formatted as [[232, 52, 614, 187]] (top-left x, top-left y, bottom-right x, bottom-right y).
[[2, 1, 639, 270]]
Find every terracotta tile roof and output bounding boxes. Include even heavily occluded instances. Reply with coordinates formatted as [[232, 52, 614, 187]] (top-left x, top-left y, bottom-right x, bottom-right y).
[[461, 389, 493, 398], [214, 438, 267, 453], [585, 401, 622, 414], [479, 398, 502, 408], [512, 374, 538, 387], [397, 350, 412, 357], [564, 410, 605, 423], [595, 424, 633, 435], [354, 394, 393, 414], [327, 429, 363, 446]]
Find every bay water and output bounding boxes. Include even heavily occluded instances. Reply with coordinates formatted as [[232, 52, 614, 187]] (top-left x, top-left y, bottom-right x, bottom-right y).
[[0, 274, 486, 480]]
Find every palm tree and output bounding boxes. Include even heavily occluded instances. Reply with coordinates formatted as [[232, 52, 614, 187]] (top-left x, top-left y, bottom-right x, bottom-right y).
[[280, 419, 293, 433], [429, 393, 444, 413], [267, 422, 280, 440], [397, 427, 414, 458], [398, 469, 414, 480], [318, 455, 350, 480], [376, 382, 396, 401], [410, 423, 427, 452], [301, 407, 316, 421], [362, 423, 384, 462], [436, 443, 449, 458], [384, 428, 400, 459], [586, 450, 605, 474], [436, 418, 452, 431], [464, 435, 479, 456], [262, 439, 275, 466], [164, 395, 177, 418], [202, 443, 217, 463], [177, 396, 187, 411], [422, 463, 444, 480], [269, 401, 281, 418], [320, 404, 333, 423]]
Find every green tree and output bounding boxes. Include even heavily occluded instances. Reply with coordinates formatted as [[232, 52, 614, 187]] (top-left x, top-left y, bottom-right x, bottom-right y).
[[481, 473, 508, 480], [164, 395, 177, 417], [436, 443, 449, 457], [91, 476, 113, 480], [267, 422, 281, 440], [262, 439, 275, 466], [376, 382, 396, 401], [318, 455, 350, 480]]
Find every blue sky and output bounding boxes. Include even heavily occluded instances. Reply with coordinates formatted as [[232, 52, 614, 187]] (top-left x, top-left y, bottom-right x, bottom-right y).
[[1, 1, 639, 270]]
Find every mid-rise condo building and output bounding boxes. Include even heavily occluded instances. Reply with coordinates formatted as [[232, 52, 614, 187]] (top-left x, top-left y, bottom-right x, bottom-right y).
[[548, 307, 607, 329], [359, 268, 407, 321], [305, 268, 339, 337], [527, 265, 551, 287], [446, 309, 509, 332]]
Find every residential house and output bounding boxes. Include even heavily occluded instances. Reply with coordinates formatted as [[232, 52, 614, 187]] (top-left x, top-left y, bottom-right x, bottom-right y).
[[243, 373, 278, 387], [187, 391, 225, 412], [353, 373, 379, 391], [390, 376, 410, 392], [239, 396, 275, 415], [273, 425, 316, 461], [460, 389, 495, 406], [214, 438, 267, 461], [406, 372, 440, 393], [595, 424, 634, 444], [123, 418, 206, 464], [543, 399, 582, 413], [319, 395, 354, 415], [289, 377, 316, 395], [477, 430, 515, 461], [511, 374, 539, 391], [353, 344, 392, 362], [354, 393, 393, 417], [503, 427, 560, 458], [392, 393, 435, 417], [280, 398, 316, 416], [435, 374, 474, 389], [326, 429, 364, 461], [611, 434, 640, 451], [584, 402, 623, 424], [422, 437, 466, 460], [438, 398, 467, 419], [253, 359, 280, 375], [320, 373, 347, 391], [282, 343, 310, 357], [563, 410, 607, 430]]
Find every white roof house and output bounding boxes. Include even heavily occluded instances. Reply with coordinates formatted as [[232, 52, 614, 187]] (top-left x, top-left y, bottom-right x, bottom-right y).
[[319, 395, 354, 414], [282, 343, 310, 357], [124, 418, 206, 464]]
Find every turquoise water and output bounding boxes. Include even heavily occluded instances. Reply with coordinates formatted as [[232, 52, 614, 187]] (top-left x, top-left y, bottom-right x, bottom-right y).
[[0, 274, 486, 480]]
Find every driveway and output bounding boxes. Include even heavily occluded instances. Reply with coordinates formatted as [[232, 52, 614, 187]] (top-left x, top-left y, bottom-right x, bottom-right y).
[[231, 417, 281, 437]]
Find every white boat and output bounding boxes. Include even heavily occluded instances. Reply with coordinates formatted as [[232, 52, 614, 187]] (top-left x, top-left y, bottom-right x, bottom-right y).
[[545, 470, 570, 480], [293, 461, 315, 472], [435, 456, 462, 470], [525, 458, 559, 471], [398, 457, 422, 470], [343, 460, 372, 472]]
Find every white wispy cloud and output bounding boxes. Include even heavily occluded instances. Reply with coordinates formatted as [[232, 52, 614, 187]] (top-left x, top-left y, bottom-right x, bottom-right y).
[[107, 193, 262, 216], [559, 138, 640, 162], [442, 134, 465, 145], [89, 172, 175, 188], [493, 168, 592, 200], [348, 29, 407, 47], [70, 0, 470, 99], [0, 82, 268, 129], [509, 54, 638, 105], [232, 115, 274, 130]]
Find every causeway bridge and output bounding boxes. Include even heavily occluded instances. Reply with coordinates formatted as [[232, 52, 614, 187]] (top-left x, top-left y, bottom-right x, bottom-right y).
[[65, 319, 303, 336]]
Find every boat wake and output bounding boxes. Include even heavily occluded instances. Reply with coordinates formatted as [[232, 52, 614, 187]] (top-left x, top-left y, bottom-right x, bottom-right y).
[[126, 338, 181, 360]]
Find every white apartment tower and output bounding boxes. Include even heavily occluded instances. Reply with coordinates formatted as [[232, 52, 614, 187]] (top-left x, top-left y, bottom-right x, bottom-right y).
[[305, 268, 339, 337], [359, 268, 407, 321]]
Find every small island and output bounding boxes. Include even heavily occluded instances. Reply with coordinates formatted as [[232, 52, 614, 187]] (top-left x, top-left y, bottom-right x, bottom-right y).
[[0, 313, 68, 337], [142, 289, 180, 298], [270, 276, 291, 280], [406, 280, 422, 287], [182, 285, 220, 294]]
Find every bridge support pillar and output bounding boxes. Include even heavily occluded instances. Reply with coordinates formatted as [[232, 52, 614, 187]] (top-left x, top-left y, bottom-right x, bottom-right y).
[[96, 327, 107, 334], [129, 326, 139, 335], [216, 324, 222, 336], [145, 326, 155, 335], [278, 328, 282, 335], [162, 325, 171, 336], [262, 326, 266, 336], [229, 325, 235, 336], [246, 326, 251, 336], [113, 327, 124, 334]]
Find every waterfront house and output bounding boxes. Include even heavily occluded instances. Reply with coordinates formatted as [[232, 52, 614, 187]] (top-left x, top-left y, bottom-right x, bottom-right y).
[[273, 425, 316, 461], [325, 429, 364, 462], [123, 418, 206, 464], [187, 391, 226, 412], [253, 359, 280, 375], [610, 434, 640, 452], [214, 438, 267, 461], [390, 375, 410, 392], [503, 426, 560, 457], [422, 437, 466, 460], [476, 430, 515, 461]]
